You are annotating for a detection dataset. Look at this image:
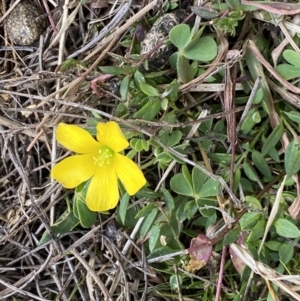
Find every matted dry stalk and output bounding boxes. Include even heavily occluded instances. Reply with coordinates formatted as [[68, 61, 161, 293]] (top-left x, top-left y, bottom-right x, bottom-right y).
[[0, 1, 166, 300]]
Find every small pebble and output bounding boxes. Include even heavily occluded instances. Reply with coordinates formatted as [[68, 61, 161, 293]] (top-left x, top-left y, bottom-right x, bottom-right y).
[[6, 2, 45, 46], [140, 10, 188, 71]]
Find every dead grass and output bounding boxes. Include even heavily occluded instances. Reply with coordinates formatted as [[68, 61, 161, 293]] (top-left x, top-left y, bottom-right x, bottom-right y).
[[0, 0, 167, 300]]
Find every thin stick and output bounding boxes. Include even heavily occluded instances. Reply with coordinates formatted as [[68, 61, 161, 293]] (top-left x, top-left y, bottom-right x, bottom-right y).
[[0, 0, 21, 23], [214, 246, 227, 301], [236, 77, 261, 132], [247, 40, 300, 94]]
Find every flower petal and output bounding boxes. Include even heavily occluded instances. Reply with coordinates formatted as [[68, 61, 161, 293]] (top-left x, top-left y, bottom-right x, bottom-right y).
[[96, 121, 129, 152], [114, 154, 146, 195], [56, 123, 101, 154], [86, 165, 119, 211], [51, 154, 97, 188]]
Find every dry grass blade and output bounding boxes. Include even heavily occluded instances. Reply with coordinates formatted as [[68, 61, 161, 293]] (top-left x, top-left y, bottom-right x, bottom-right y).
[[247, 40, 300, 94], [231, 243, 300, 301]]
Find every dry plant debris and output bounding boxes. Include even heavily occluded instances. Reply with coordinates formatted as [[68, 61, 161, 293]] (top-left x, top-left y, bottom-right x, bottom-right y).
[[2, 0, 300, 301]]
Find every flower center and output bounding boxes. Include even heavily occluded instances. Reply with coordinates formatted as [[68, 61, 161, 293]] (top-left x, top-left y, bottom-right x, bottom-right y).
[[93, 146, 114, 167]]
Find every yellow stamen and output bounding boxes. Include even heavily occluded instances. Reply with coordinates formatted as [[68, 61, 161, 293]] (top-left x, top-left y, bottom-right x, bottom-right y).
[[93, 147, 114, 167]]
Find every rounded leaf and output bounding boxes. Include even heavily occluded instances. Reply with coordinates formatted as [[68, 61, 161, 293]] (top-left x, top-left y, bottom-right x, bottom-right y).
[[251, 150, 272, 179], [261, 124, 283, 157], [119, 193, 130, 224], [170, 274, 183, 290], [120, 75, 130, 101], [278, 242, 294, 264], [283, 49, 300, 69], [274, 218, 300, 238], [74, 197, 97, 228], [192, 167, 207, 197], [183, 36, 217, 61], [177, 55, 194, 83], [170, 173, 193, 196], [134, 98, 161, 121], [285, 139, 300, 178], [284, 111, 300, 123], [169, 24, 192, 50], [200, 178, 219, 197], [276, 64, 300, 80], [140, 82, 160, 97]]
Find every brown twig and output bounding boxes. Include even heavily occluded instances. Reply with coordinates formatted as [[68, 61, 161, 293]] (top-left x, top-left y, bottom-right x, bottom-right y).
[[42, 0, 58, 34]]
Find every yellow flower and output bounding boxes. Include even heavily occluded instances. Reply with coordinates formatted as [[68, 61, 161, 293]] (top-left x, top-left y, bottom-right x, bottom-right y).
[[51, 121, 146, 212]]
